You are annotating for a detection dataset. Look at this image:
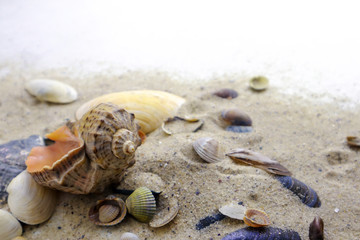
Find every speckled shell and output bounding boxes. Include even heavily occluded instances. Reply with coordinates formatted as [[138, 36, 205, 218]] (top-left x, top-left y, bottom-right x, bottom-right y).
[[193, 137, 223, 163], [222, 227, 301, 240], [89, 195, 127, 226], [276, 175, 321, 208], [126, 187, 156, 223], [243, 209, 271, 227], [28, 103, 141, 194], [75, 90, 186, 134]]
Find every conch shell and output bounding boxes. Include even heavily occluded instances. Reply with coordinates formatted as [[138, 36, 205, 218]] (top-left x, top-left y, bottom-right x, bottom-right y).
[[26, 103, 141, 194], [75, 90, 186, 134]]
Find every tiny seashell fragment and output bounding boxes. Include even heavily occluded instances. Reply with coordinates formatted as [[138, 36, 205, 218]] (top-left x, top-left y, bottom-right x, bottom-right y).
[[276, 175, 321, 208], [149, 191, 179, 228], [162, 116, 204, 135], [25, 79, 78, 103], [309, 216, 324, 240], [221, 109, 252, 126], [89, 195, 127, 226], [219, 203, 246, 220], [243, 209, 271, 227], [213, 88, 238, 99], [226, 148, 292, 176], [346, 136, 360, 147], [0, 209, 22, 240], [125, 187, 156, 223], [222, 227, 301, 240], [193, 137, 223, 163], [249, 76, 269, 91], [120, 232, 140, 240]]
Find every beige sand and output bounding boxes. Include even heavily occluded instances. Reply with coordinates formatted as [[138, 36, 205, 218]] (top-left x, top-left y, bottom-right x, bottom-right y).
[[0, 69, 359, 239]]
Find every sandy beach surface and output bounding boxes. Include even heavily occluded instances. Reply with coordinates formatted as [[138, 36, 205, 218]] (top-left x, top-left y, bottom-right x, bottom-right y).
[[0, 67, 359, 240]]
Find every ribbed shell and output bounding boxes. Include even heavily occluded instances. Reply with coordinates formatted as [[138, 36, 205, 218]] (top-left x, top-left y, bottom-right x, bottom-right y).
[[243, 209, 271, 227], [89, 195, 127, 226], [276, 176, 321, 208], [126, 187, 156, 223], [222, 227, 301, 240], [193, 137, 222, 163]]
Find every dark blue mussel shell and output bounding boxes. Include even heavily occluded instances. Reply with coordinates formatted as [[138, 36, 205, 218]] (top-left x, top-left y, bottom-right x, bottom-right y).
[[276, 176, 321, 208], [222, 227, 301, 240]]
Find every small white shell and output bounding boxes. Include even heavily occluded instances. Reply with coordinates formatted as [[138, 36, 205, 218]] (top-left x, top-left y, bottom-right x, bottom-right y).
[[0, 209, 22, 240], [119, 232, 140, 240], [7, 171, 58, 225], [219, 203, 246, 220], [193, 137, 223, 163], [249, 76, 269, 91], [25, 79, 78, 103]]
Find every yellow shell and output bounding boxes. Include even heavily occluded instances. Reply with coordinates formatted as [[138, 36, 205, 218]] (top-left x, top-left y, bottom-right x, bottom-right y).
[[75, 90, 186, 134], [125, 187, 156, 223], [243, 209, 271, 227], [26, 103, 141, 194]]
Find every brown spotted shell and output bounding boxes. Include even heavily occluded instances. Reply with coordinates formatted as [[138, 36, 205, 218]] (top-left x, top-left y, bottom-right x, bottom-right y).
[[89, 195, 127, 226], [27, 103, 141, 194]]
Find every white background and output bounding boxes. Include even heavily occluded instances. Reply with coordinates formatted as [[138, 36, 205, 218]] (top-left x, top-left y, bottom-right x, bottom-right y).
[[1, 0, 359, 106]]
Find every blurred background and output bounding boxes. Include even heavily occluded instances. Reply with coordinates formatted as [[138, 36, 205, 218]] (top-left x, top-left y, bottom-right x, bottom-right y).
[[1, 0, 359, 107]]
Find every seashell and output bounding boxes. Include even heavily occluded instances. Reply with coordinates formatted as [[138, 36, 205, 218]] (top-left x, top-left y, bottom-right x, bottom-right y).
[[219, 203, 246, 220], [26, 103, 141, 194], [162, 116, 204, 135], [0, 209, 22, 240], [25, 79, 78, 103], [309, 216, 324, 240], [76, 90, 186, 134], [225, 126, 253, 133], [6, 171, 57, 225], [276, 175, 321, 208], [120, 232, 140, 240], [243, 209, 271, 227], [249, 76, 269, 91], [196, 211, 226, 230], [213, 88, 238, 99], [226, 148, 292, 176], [222, 227, 301, 240], [347, 136, 360, 147], [193, 137, 223, 163], [11, 237, 27, 240], [89, 195, 127, 226], [149, 190, 179, 228], [221, 109, 252, 127], [126, 187, 156, 223], [0, 135, 45, 203]]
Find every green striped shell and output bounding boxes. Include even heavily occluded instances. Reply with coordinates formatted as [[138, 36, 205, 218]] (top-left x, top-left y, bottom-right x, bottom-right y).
[[125, 187, 156, 223]]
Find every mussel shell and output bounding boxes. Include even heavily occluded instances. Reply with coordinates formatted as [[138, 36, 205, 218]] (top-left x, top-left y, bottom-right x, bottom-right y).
[[249, 76, 269, 91], [89, 195, 127, 226], [222, 227, 301, 240], [193, 137, 223, 163], [125, 187, 156, 223], [213, 88, 238, 99], [221, 109, 252, 126], [309, 216, 324, 240], [243, 209, 271, 227], [225, 126, 253, 133], [276, 176, 321, 208]]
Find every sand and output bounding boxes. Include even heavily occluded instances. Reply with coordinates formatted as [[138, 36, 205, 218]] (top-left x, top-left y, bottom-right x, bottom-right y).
[[0, 69, 359, 240]]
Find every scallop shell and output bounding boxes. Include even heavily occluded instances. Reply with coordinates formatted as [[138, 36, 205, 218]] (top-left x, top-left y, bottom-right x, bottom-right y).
[[243, 209, 271, 227], [25, 79, 78, 103], [120, 232, 140, 240], [6, 171, 57, 225], [89, 195, 127, 226], [222, 227, 301, 240], [309, 216, 324, 240], [219, 203, 246, 220], [276, 175, 321, 208], [26, 103, 141, 194], [149, 190, 179, 228], [221, 109, 252, 127], [213, 88, 238, 99], [126, 187, 156, 223], [249, 76, 269, 91], [76, 90, 186, 134], [193, 137, 223, 163], [0, 209, 22, 240]]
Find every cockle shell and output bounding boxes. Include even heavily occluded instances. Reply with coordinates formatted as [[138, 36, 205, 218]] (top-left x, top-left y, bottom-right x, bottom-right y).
[[89, 195, 127, 226], [25, 79, 78, 103], [75, 90, 186, 134], [120, 232, 140, 240], [0, 209, 22, 240], [6, 171, 57, 225], [243, 209, 271, 227], [193, 137, 223, 163], [126, 187, 156, 223], [149, 190, 179, 228], [219, 203, 246, 220], [249, 76, 269, 91], [222, 227, 301, 240], [26, 103, 141, 194]]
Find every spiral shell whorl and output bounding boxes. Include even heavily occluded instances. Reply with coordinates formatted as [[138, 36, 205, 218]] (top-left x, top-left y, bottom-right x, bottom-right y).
[[78, 103, 141, 169]]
